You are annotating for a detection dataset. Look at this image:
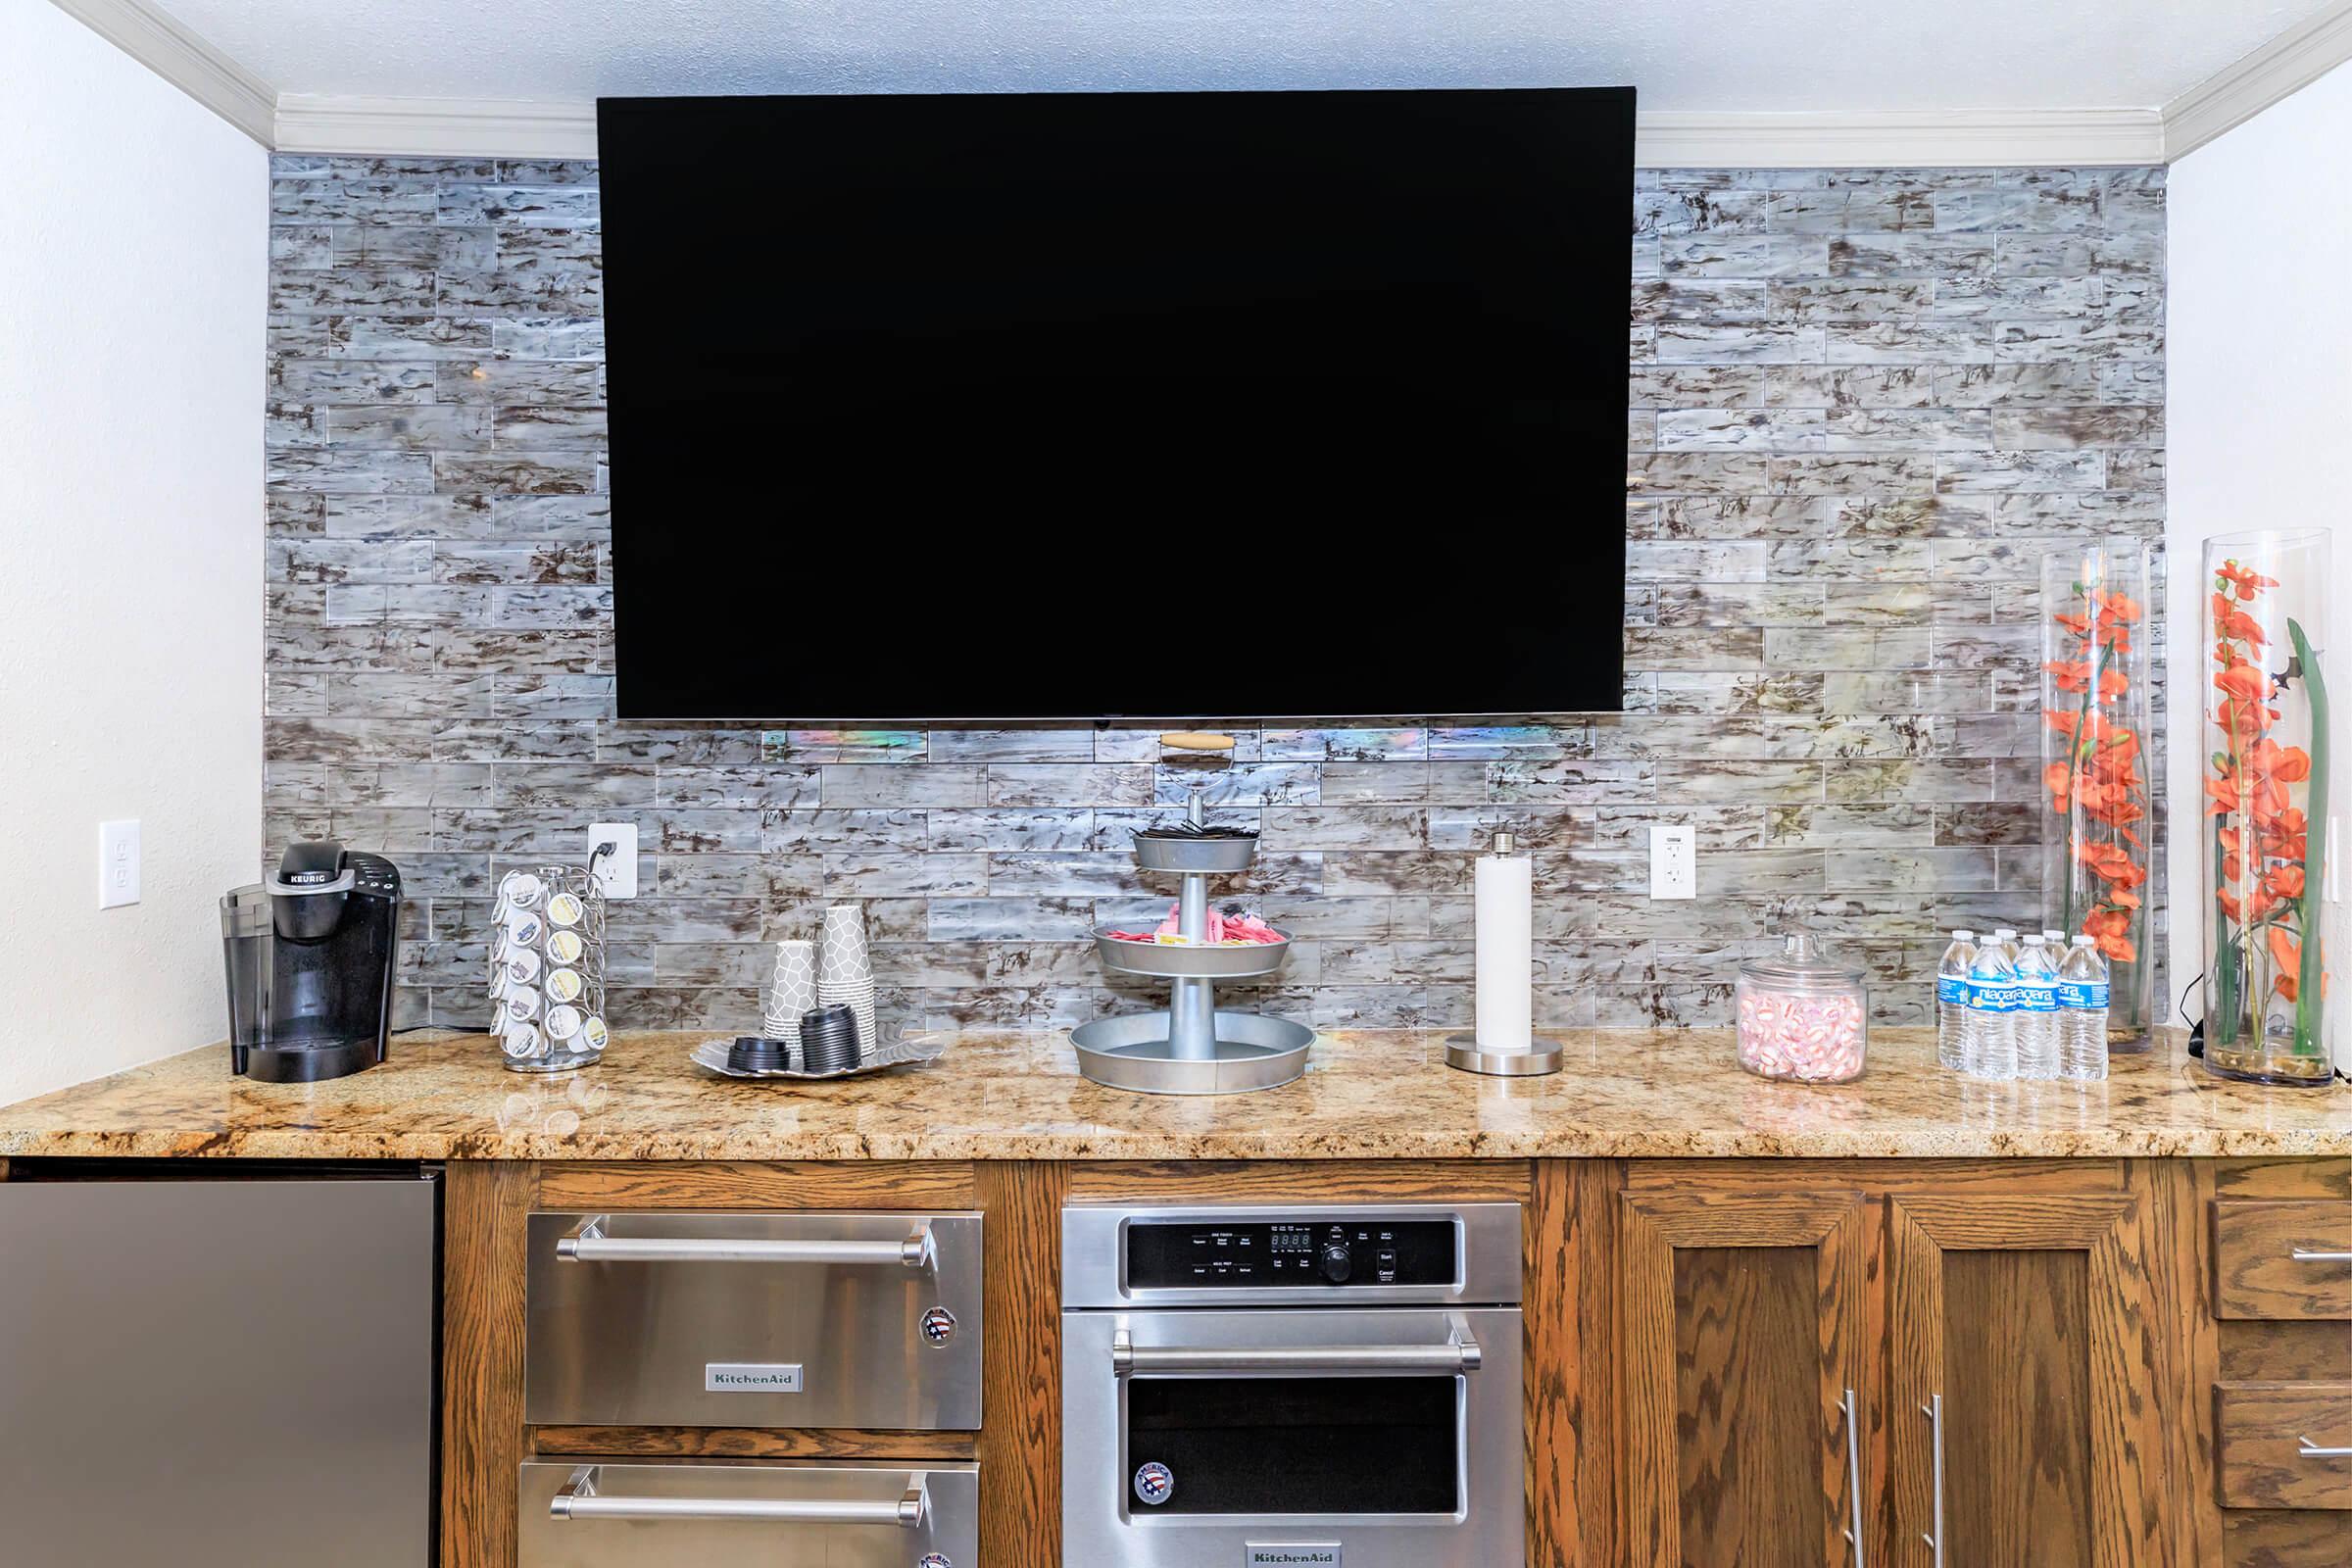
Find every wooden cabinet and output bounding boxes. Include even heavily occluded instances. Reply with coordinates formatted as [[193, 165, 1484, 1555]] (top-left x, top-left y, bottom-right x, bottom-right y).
[[1616, 1189, 1872, 1567], [1886, 1190, 2167, 1567], [1607, 1162, 2176, 1568]]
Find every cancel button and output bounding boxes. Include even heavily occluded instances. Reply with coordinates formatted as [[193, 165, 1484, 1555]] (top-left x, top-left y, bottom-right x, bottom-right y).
[[1247, 1546, 1340, 1567]]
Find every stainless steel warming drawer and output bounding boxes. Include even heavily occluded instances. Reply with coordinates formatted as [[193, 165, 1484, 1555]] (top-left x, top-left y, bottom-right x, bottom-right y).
[[525, 1209, 984, 1429], [517, 1460, 978, 1567]]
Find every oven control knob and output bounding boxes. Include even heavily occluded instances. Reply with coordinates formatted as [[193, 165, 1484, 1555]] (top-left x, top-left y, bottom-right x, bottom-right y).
[[1134, 1461, 1175, 1506], [1320, 1243, 1352, 1284]]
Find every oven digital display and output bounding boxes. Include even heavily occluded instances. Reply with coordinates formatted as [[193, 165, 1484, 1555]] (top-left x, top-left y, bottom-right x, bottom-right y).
[[1126, 1219, 1456, 1289]]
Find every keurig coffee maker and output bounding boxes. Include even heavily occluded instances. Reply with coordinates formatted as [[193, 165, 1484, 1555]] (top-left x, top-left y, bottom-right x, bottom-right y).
[[221, 842, 402, 1082]]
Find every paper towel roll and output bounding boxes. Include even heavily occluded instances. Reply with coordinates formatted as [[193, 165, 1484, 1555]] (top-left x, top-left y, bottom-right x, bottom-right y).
[[1474, 848, 1534, 1052]]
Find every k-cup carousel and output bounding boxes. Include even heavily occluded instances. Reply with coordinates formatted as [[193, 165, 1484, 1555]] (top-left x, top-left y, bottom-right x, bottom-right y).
[[1069, 734, 1316, 1095]]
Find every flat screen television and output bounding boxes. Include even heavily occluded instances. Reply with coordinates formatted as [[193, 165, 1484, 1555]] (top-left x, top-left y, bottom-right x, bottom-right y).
[[598, 86, 1634, 721]]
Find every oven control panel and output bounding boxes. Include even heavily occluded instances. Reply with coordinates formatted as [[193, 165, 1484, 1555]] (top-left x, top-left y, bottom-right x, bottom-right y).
[[1127, 1217, 1456, 1288]]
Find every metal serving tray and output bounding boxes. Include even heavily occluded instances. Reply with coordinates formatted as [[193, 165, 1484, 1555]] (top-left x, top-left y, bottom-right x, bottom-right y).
[[1132, 833, 1259, 874], [1092, 925, 1292, 980]]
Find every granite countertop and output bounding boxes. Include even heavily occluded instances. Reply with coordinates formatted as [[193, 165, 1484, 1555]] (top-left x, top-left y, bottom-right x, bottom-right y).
[[0, 1028, 2342, 1162]]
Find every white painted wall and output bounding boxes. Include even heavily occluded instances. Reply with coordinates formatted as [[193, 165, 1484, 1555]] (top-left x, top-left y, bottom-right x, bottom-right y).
[[2166, 59, 2350, 1054], [0, 2, 266, 1102]]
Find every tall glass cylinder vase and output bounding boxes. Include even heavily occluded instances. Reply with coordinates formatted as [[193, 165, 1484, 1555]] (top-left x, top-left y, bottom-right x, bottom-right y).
[[2201, 529, 2333, 1086], [2040, 542, 2155, 1049]]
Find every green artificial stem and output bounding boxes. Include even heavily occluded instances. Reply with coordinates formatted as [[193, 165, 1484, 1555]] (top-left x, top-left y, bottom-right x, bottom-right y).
[[2287, 618, 2328, 1057], [2211, 812, 2239, 1047]]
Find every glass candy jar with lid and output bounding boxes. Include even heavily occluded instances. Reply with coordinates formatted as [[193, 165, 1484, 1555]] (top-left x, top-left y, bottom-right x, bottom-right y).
[[1735, 931, 1869, 1083]]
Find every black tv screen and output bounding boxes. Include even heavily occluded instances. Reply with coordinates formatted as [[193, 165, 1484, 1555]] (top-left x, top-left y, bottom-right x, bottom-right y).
[[599, 87, 1634, 721]]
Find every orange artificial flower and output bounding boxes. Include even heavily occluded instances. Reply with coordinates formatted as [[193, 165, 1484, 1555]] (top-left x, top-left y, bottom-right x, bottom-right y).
[[2097, 667, 2130, 703], [2211, 592, 2269, 646], [2046, 660, 2091, 694], [2052, 610, 2090, 636], [2081, 907, 2135, 964], [2096, 589, 2142, 621], [2268, 925, 2301, 1000], [2246, 737, 2312, 783], [2263, 863, 2306, 902], [2217, 561, 2278, 597], [2213, 662, 2269, 702]]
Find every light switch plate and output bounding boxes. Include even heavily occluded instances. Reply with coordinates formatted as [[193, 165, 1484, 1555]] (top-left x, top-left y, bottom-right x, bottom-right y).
[[99, 819, 141, 908], [1649, 823, 1695, 901], [588, 823, 639, 900]]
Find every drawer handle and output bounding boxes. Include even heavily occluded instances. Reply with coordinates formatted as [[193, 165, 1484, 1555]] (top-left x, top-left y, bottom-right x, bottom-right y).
[[2300, 1437, 2352, 1459], [1110, 1321, 1480, 1376], [2290, 1249, 2352, 1262], [556, 1216, 935, 1270], [550, 1465, 928, 1526]]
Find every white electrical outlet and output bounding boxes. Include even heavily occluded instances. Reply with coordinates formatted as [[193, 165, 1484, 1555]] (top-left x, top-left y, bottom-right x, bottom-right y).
[[589, 823, 639, 900], [1649, 823, 1695, 900], [99, 819, 141, 908]]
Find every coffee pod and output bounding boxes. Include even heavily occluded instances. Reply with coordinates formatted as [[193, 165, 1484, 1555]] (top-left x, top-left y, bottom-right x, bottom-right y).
[[504, 909, 546, 948], [547, 891, 586, 928], [497, 871, 545, 913], [546, 928, 586, 965], [579, 1014, 609, 1053], [544, 965, 585, 1004], [506, 948, 544, 987], [500, 1022, 543, 1059], [504, 987, 542, 1024], [545, 1003, 584, 1042]]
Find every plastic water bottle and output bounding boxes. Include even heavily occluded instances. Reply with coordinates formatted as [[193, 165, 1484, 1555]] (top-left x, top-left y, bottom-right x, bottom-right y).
[[1936, 930, 1977, 1071], [1965, 933, 2019, 1079], [2058, 938, 2110, 1081], [2013, 935, 2061, 1080]]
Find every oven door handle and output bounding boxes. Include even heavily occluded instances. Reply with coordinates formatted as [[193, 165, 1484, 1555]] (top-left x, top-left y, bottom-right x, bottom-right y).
[[550, 1465, 930, 1527], [1110, 1320, 1482, 1376]]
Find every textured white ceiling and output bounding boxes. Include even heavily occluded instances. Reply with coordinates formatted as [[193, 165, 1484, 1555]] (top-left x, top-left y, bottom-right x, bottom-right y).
[[153, 0, 2333, 110]]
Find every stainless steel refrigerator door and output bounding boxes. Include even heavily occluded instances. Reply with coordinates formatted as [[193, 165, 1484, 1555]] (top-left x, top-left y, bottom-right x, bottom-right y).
[[0, 1176, 436, 1566], [526, 1209, 984, 1429], [518, 1460, 979, 1567]]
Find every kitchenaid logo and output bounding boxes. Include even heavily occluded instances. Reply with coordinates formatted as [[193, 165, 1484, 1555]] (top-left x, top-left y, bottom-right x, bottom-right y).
[[704, 1362, 805, 1393], [1246, 1546, 1340, 1566]]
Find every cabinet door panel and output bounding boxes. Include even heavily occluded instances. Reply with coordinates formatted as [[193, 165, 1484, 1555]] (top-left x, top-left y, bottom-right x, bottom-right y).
[[1942, 1250, 2097, 1563], [1890, 1194, 2164, 1568], [1622, 1192, 1871, 1568]]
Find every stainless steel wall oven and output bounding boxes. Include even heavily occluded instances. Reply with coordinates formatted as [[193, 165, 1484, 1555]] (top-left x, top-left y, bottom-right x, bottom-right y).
[[1062, 1202, 1524, 1568]]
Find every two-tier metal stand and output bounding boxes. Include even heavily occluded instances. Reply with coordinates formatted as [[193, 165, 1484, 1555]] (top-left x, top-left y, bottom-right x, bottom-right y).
[[1070, 741, 1315, 1095]]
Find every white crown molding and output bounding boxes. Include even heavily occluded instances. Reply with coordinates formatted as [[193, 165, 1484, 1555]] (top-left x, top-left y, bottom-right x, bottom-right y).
[[48, 0, 275, 145], [52, 0, 2352, 171], [2162, 0, 2352, 161], [274, 94, 598, 159], [272, 98, 2170, 168], [1636, 109, 2164, 168]]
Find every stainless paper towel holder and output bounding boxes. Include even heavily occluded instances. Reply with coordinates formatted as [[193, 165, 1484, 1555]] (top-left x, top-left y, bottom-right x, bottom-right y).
[[1446, 831, 1565, 1076]]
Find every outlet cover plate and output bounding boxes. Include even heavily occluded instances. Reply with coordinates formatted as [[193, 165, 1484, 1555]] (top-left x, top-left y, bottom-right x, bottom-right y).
[[1649, 823, 1695, 901], [99, 819, 141, 908], [589, 823, 639, 900]]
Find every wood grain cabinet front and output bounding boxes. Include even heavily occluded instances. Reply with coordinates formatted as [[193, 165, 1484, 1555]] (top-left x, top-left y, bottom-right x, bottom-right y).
[[2215, 1382, 2352, 1510], [1616, 1188, 1873, 1567], [1887, 1191, 2168, 1567], [2213, 1201, 2352, 1321]]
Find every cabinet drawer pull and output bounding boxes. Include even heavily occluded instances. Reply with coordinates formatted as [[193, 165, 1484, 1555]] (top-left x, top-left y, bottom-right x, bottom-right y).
[[2301, 1437, 2352, 1458], [1840, 1387, 1866, 1567], [1110, 1322, 1480, 1376], [550, 1465, 928, 1526], [1920, 1396, 1944, 1566], [556, 1214, 934, 1269], [2291, 1249, 2352, 1262]]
